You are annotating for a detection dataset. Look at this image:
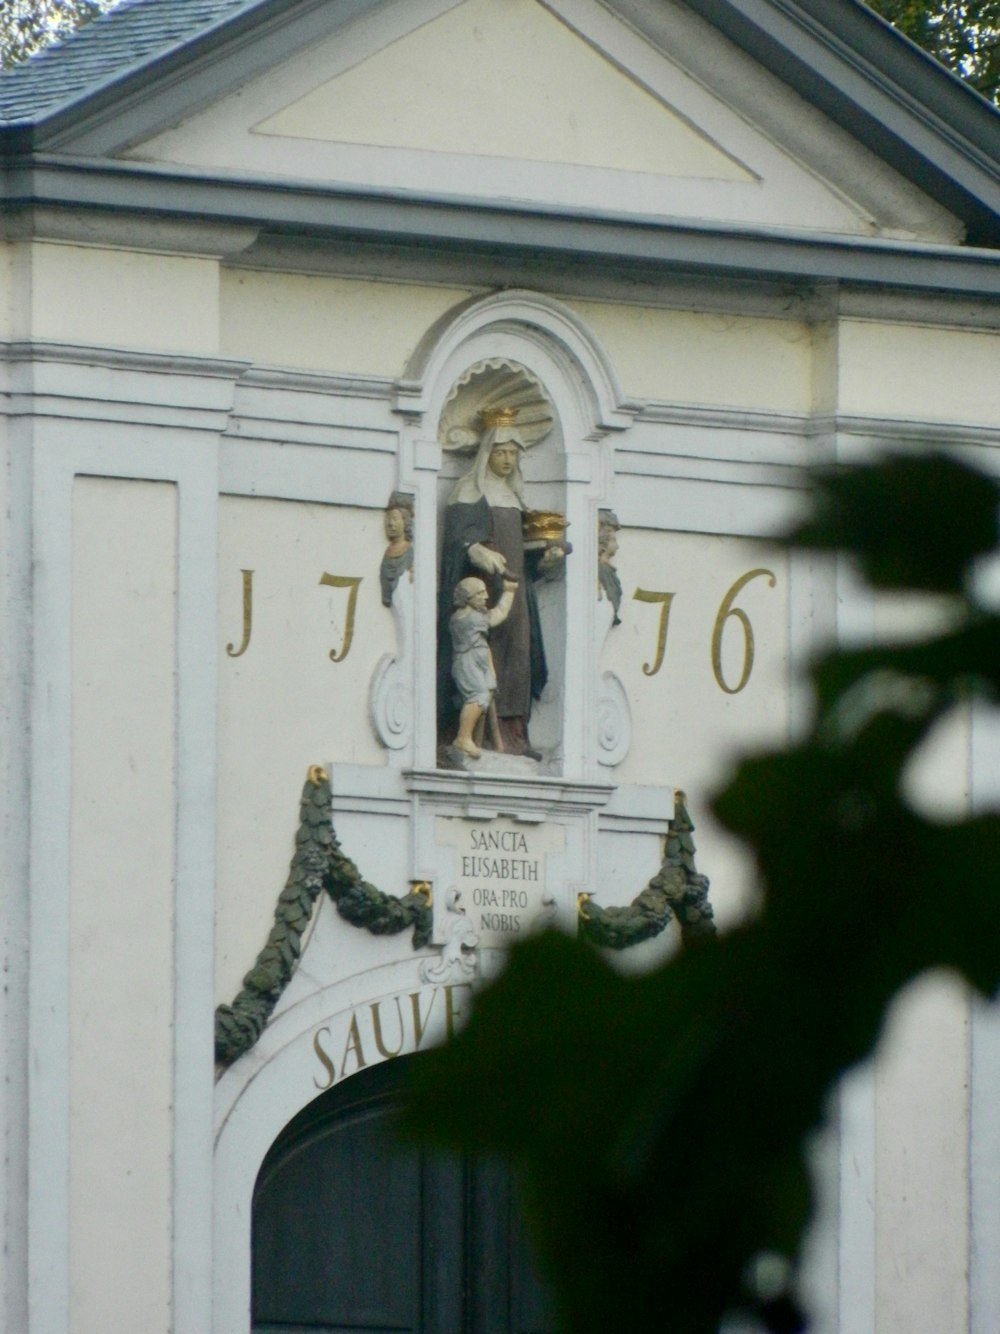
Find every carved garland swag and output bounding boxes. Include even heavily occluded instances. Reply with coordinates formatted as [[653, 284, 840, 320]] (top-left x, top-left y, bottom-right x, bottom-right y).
[[214, 768, 716, 1070]]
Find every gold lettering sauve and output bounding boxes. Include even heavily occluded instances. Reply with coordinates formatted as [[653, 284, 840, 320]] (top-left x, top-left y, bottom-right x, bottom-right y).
[[370, 998, 406, 1059], [312, 1026, 336, 1090], [409, 990, 437, 1050], [339, 1012, 368, 1078]]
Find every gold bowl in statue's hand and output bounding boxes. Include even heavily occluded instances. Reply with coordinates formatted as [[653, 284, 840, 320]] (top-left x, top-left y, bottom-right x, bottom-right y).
[[522, 509, 569, 543]]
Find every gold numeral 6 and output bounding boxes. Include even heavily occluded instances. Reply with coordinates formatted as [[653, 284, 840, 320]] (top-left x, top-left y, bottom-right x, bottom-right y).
[[711, 568, 776, 694]]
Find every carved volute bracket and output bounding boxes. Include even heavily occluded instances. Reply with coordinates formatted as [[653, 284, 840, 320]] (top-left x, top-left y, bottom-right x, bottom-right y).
[[371, 492, 416, 750]]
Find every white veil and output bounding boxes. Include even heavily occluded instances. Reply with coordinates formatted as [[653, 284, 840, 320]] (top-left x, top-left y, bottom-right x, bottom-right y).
[[447, 424, 528, 508]]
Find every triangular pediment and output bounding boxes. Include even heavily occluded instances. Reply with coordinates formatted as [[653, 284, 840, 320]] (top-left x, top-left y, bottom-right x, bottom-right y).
[[253, 0, 752, 181], [120, 0, 965, 244]]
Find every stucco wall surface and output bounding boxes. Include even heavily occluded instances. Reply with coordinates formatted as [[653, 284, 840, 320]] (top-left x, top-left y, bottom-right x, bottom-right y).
[[837, 320, 1000, 427], [24, 242, 220, 355], [220, 270, 474, 376], [568, 300, 814, 412], [69, 477, 176, 1333], [216, 497, 393, 1005]]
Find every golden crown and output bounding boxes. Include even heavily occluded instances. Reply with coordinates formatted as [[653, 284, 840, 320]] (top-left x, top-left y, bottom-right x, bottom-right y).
[[479, 405, 519, 428]]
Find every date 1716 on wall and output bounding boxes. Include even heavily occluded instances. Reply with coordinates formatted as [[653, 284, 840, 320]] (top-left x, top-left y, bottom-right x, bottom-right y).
[[222, 564, 776, 694]]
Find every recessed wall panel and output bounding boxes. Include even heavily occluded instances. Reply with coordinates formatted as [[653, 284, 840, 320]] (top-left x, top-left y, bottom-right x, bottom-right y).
[[69, 476, 177, 1334]]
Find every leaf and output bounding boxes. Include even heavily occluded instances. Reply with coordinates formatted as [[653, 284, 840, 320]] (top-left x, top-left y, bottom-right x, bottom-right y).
[[908, 817, 1000, 995], [406, 932, 823, 1334], [404, 449, 1000, 1334], [866, 0, 1000, 104], [786, 454, 999, 593]]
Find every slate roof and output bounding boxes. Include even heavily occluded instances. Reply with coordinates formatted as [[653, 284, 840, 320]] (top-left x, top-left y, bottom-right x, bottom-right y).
[[0, 0, 259, 124]]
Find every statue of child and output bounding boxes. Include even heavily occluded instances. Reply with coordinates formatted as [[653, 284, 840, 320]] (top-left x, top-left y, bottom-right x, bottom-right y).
[[449, 574, 518, 759]]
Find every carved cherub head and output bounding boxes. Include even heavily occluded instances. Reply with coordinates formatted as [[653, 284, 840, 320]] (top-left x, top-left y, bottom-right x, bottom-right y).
[[598, 511, 621, 563], [384, 495, 414, 544]]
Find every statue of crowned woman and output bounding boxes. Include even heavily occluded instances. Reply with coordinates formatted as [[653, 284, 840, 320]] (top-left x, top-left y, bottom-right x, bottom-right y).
[[438, 404, 566, 761]]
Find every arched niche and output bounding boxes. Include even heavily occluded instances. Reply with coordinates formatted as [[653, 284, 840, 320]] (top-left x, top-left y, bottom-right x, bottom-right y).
[[395, 289, 639, 436], [390, 290, 639, 778]]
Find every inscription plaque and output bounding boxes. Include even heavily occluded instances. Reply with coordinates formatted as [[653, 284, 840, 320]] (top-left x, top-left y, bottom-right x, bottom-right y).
[[435, 816, 566, 947]]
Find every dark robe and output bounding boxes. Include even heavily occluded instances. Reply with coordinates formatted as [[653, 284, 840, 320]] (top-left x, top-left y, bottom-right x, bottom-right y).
[[437, 497, 547, 723]]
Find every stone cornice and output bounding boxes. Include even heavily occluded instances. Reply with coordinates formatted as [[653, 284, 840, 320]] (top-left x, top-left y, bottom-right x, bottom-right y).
[[3, 155, 1000, 299]]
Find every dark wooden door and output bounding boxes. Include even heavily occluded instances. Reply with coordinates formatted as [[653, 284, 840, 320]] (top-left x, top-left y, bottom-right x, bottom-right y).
[[252, 1056, 555, 1334]]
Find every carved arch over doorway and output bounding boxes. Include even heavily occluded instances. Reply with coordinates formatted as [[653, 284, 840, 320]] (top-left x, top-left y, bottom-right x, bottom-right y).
[[215, 959, 468, 1332]]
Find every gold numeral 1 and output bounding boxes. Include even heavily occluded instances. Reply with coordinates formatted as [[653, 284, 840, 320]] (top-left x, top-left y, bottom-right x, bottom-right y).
[[225, 569, 254, 658], [633, 588, 676, 677], [319, 573, 363, 663]]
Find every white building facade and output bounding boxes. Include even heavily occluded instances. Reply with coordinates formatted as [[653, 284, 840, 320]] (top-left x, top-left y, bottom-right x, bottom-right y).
[[2, 1, 1000, 1330]]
